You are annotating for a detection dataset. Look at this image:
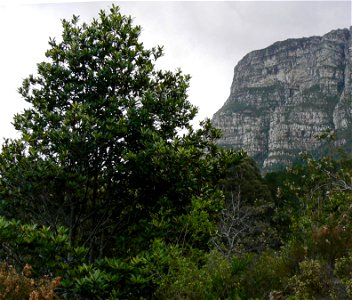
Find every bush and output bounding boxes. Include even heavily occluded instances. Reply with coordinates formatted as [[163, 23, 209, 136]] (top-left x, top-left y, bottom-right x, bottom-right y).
[[335, 253, 352, 297], [156, 248, 244, 299], [0, 217, 87, 278], [288, 259, 333, 299], [0, 263, 61, 300]]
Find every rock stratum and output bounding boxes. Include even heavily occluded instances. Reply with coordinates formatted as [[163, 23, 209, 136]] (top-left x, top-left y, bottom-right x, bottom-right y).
[[212, 28, 352, 171]]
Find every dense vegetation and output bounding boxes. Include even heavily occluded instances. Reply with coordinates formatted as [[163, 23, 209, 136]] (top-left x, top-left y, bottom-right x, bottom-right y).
[[0, 6, 351, 299]]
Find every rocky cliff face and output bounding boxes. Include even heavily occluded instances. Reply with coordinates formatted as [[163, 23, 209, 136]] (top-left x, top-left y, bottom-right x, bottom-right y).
[[212, 28, 352, 171]]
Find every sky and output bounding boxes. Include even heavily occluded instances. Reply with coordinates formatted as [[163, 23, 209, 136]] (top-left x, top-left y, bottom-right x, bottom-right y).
[[0, 0, 351, 142]]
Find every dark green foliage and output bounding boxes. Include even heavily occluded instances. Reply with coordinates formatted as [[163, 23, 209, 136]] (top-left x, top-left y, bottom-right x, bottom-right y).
[[0, 5, 246, 299], [0, 5, 229, 262], [265, 169, 301, 242], [0, 217, 86, 278], [62, 241, 241, 299], [213, 155, 279, 255], [203, 149, 352, 299]]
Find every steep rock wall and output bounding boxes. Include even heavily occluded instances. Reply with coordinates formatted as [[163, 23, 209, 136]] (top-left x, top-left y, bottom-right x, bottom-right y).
[[212, 28, 352, 171]]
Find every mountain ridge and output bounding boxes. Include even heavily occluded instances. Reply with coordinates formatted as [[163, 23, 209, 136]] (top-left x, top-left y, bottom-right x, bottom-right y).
[[212, 27, 352, 171]]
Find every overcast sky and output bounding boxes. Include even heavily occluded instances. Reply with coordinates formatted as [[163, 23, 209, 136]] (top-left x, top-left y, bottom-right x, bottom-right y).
[[0, 1, 351, 142]]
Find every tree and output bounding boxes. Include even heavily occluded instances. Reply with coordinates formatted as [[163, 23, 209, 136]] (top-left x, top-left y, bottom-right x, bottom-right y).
[[0, 5, 232, 261], [212, 156, 278, 255]]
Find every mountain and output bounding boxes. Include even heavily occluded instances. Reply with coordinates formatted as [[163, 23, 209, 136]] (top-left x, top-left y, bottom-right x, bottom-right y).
[[212, 28, 352, 171]]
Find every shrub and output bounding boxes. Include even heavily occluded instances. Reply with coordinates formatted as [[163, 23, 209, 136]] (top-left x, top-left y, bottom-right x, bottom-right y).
[[288, 259, 333, 299], [0, 217, 87, 277], [0, 263, 61, 300]]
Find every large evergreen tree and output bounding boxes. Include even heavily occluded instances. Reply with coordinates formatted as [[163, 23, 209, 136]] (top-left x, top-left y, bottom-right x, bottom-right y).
[[0, 5, 232, 261]]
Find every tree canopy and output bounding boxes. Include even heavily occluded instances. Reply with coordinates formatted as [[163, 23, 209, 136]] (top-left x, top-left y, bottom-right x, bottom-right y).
[[0, 5, 233, 262]]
